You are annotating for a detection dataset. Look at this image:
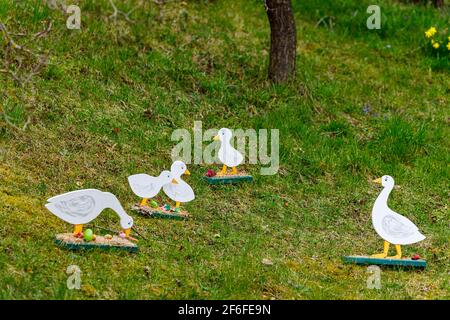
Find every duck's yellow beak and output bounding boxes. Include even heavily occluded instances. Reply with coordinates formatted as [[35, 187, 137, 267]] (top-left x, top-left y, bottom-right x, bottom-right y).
[[213, 135, 219, 141], [184, 169, 191, 175], [124, 228, 131, 237], [171, 178, 179, 184], [372, 177, 382, 184]]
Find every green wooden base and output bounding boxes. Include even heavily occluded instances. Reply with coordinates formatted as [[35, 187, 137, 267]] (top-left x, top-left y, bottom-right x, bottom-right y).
[[132, 205, 188, 220], [204, 175, 253, 184], [343, 255, 426, 268], [54, 238, 138, 253], [146, 210, 188, 220]]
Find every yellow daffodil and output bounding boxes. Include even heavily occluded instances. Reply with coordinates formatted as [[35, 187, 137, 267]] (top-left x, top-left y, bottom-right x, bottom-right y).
[[433, 42, 440, 49], [447, 42, 450, 51], [425, 27, 437, 38]]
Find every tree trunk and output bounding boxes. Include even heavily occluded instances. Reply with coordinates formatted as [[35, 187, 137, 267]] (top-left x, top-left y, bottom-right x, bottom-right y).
[[266, 0, 297, 83], [410, 0, 444, 7]]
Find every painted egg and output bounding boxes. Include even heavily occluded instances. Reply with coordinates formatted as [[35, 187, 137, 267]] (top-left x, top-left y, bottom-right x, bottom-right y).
[[174, 207, 181, 213], [150, 200, 158, 208], [83, 229, 94, 241], [164, 204, 171, 211], [411, 254, 420, 260], [104, 234, 113, 240], [206, 169, 216, 177]]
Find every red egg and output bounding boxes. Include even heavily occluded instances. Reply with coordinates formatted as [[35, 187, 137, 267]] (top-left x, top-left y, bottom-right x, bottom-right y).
[[411, 254, 420, 260], [206, 169, 216, 177]]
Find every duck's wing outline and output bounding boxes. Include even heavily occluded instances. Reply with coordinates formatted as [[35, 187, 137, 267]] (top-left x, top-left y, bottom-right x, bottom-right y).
[[381, 210, 418, 239], [45, 189, 104, 224], [232, 148, 244, 165], [47, 188, 99, 203], [163, 180, 195, 202], [219, 144, 244, 167], [128, 174, 160, 198]]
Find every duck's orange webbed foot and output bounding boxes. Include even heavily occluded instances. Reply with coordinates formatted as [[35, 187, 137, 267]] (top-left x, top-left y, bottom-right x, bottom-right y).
[[216, 165, 228, 176], [371, 240, 390, 258]]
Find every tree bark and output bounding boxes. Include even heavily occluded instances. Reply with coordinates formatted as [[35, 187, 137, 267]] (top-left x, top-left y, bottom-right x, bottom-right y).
[[266, 0, 297, 83], [410, 0, 444, 7]]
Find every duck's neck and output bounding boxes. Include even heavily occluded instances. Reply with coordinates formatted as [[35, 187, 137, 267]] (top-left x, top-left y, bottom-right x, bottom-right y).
[[373, 185, 393, 213], [106, 194, 129, 220], [113, 203, 129, 220], [172, 173, 184, 183], [220, 138, 234, 151]]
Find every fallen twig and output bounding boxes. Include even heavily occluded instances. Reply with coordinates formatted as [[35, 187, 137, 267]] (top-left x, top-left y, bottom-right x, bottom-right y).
[[131, 226, 148, 240], [0, 22, 23, 50], [34, 20, 53, 39], [0, 68, 20, 82], [315, 15, 335, 29], [108, 0, 137, 23], [21, 55, 48, 86], [2, 111, 31, 131], [0, 21, 48, 86]]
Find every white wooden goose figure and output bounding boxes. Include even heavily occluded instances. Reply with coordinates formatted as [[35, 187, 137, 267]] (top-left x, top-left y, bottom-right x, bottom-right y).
[[45, 189, 134, 236], [371, 175, 425, 259], [128, 170, 173, 206], [213, 128, 244, 176], [163, 161, 194, 208]]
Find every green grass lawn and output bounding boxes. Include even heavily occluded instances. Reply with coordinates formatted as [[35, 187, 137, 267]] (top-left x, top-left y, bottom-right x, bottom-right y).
[[0, 0, 449, 299]]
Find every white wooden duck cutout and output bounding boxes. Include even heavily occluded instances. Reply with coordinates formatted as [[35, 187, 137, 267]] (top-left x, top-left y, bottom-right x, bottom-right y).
[[45, 189, 134, 236], [163, 161, 195, 207], [128, 170, 173, 206], [371, 175, 425, 259], [213, 128, 244, 176]]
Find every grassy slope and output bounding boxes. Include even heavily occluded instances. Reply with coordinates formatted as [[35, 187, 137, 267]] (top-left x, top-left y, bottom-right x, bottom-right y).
[[0, 0, 449, 299]]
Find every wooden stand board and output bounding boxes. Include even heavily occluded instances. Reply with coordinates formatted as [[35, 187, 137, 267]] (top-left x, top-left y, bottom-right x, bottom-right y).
[[132, 205, 189, 220], [343, 255, 426, 268], [204, 174, 253, 184], [54, 233, 138, 253]]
